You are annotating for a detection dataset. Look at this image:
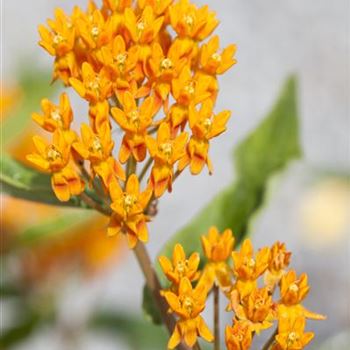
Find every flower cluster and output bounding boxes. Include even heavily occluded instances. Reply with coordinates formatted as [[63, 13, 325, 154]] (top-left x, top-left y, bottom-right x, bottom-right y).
[[159, 227, 325, 349], [27, 0, 236, 248]]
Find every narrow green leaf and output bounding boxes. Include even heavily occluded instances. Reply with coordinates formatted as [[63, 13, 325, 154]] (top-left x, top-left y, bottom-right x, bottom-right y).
[[143, 76, 302, 322], [0, 154, 88, 208], [14, 211, 93, 247]]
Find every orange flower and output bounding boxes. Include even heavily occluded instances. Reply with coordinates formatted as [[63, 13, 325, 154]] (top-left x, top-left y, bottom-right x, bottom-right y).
[[162, 277, 213, 349], [264, 242, 292, 291], [146, 122, 188, 197], [158, 243, 200, 286], [26, 130, 84, 201], [230, 287, 275, 334], [75, 8, 114, 50], [172, 66, 211, 107], [144, 40, 189, 110], [278, 270, 326, 321], [111, 92, 156, 163], [179, 99, 231, 174], [38, 8, 75, 57], [73, 123, 125, 187], [69, 62, 112, 104], [232, 239, 270, 298], [273, 316, 314, 350], [108, 174, 152, 248], [97, 35, 139, 93], [124, 5, 164, 66], [200, 226, 234, 290], [225, 321, 253, 350], [32, 93, 76, 142], [199, 35, 237, 76], [169, 0, 219, 41]]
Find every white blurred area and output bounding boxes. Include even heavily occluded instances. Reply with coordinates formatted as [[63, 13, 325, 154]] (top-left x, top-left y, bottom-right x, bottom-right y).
[[3, 0, 350, 349]]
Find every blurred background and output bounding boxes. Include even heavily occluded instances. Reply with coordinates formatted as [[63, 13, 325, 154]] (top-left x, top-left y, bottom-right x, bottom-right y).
[[1, 0, 349, 349]]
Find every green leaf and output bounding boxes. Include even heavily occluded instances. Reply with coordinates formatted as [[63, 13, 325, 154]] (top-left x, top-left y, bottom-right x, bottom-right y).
[[14, 211, 93, 247], [143, 76, 302, 321], [2, 66, 57, 147], [90, 310, 168, 350], [142, 285, 163, 325], [0, 154, 88, 208]]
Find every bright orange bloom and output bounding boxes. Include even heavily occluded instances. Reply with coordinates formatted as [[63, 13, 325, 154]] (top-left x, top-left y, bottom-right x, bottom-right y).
[[264, 242, 292, 291], [230, 287, 275, 334], [27, 130, 84, 201], [172, 66, 211, 107], [146, 122, 188, 197], [38, 8, 75, 57], [69, 62, 112, 104], [158, 243, 200, 286], [179, 99, 231, 174], [144, 40, 189, 110], [225, 321, 253, 350], [199, 35, 237, 76], [111, 92, 156, 163], [278, 270, 326, 322], [273, 316, 314, 350], [232, 239, 270, 298], [200, 227, 234, 290], [169, 0, 219, 41], [108, 174, 152, 248], [32, 93, 76, 142], [73, 123, 125, 187], [75, 8, 115, 50], [124, 5, 164, 67], [97, 35, 139, 93], [163, 277, 213, 349]]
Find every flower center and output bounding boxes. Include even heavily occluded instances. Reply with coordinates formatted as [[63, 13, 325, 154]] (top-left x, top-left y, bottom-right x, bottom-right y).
[[287, 331, 299, 345], [211, 53, 222, 62], [160, 58, 173, 71], [88, 77, 100, 91], [246, 258, 256, 268], [91, 26, 100, 38], [183, 297, 193, 313], [115, 53, 127, 66], [50, 109, 62, 123], [183, 14, 194, 27], [160, 142, 173, 157], [46, 145, 62, 161], [203, 118, 212, 131], [176, 260, 187, 274], [91, 136, 103, 153], [137, 21, 145, 33], [184, 81, 195, 95], [123, 194, 136, 211], [53, 34, 64, 45], [289, 283, 299, 293]]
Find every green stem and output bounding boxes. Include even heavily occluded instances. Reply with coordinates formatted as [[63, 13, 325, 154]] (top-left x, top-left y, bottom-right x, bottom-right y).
[[261, 328, 278, 350], [138, 157, 153, 183], [214, 285, 220, 350]]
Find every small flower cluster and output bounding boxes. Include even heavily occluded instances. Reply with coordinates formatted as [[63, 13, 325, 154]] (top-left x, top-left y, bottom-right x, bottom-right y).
[[27, 0, 236, 248], [159, 227, 325, 349]]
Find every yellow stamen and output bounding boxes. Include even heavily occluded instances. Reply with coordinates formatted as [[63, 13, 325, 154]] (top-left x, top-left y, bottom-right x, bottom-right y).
[[46, 145, 62, 161]]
